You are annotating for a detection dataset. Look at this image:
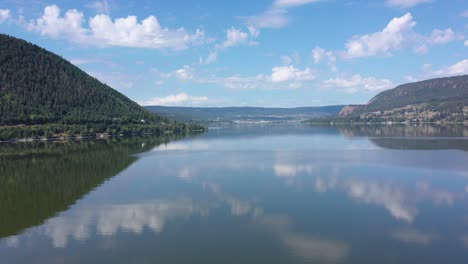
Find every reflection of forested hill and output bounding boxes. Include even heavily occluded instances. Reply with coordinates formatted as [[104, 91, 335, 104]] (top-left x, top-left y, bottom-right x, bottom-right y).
[[336, 124, 468, 138], [370, 138, 468, 151], [0, 137, 174, 238]]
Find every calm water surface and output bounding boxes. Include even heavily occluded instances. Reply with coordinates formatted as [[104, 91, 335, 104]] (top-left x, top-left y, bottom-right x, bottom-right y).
[[1, 124, 468, 263]]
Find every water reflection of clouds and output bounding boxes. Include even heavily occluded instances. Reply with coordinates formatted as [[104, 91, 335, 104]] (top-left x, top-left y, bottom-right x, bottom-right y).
[[390, 228, 438, 245], [151, 141, 209, 152], [8, 198, 210, 248], [314, 175, 463, 223], [256, 215, 350, 263], [271, 157, 464, 223]]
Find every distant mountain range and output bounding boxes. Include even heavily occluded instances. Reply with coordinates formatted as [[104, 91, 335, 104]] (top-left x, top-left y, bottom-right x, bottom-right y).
[[330, 75, 468, 123], [145, 106, 344, 123]]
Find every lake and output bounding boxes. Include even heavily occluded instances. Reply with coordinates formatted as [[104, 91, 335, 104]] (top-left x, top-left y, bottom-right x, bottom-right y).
[[1, 124, 468, 264]]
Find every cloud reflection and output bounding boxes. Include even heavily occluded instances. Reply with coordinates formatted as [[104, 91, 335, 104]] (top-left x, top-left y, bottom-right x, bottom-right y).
[[256, 215, 350, 263], [33, 198, 208, 248], [390, 228, 438, 245]]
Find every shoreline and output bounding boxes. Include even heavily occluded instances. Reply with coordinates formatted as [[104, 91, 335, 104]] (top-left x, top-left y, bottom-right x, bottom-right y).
[[0, 129, 206, 144]]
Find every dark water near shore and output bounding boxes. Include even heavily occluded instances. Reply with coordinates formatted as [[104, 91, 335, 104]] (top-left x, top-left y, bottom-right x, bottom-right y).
[[1, 124, 468, 264]]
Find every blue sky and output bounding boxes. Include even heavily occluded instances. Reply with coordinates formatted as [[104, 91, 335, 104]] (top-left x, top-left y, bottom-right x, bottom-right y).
[[0, 0, 467, 107]]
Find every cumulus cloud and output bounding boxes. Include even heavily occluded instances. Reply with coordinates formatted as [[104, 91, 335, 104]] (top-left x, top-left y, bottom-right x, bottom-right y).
[[151, 64, 314, 91], [202, 27, 255, 64], [345, 13, 416, 58], [324, 75, 395, 93], [428, 28, 457, 45], [273, 0, 321, 8], [344, 13, 460, 58], [198, 65, 316, 90], [281, 52, 301, 65], [312, 46, 337, 71], [427, 59, 468, 77], [271, 65, 316, 82], [246, 0, 320, 29], [200, 51, 218, 64], [174, 65, 194, 80], [218, 27, 249, 49], [86, 0, 111, 14], [26, 5, 206, 50], [385, 0, 431, 8], [140, 93, 209, 106], [246, 9, 289, 29], [0, 9, 11, 23]]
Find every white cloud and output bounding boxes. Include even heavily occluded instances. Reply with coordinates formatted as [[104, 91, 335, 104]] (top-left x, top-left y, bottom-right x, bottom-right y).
[[429, 59, 468, 77], [199, 66, 316, 90], [217, 27, 249, 49], [345, 13, 416, 58], [385, 0, 431, 8], [312, 46, 337, 71], [247, 25, 260, 38], [86, 0, 111, 14], [246, 9, 289, 29], [205, 74, 269, 89], [281, 52, 300, 65], [464, 40, 468, 47], [203, 27, 256, 64], [26, 5, 206, 50], [271, 65, 316, 82], [0, 9, 11, 23], [140, 92, 209, 106], [175, 65, 194, 80], [344, 13, 460, 58], [422, 63, 432, 71], [273, 0, 321, 8], [246, 0, 320, 29], [407, 59, 468, 81], [312, 46, 326, 63], [324, 75, 395, 93], [427, 28, 456, 45], [201, 51, 218, 64]]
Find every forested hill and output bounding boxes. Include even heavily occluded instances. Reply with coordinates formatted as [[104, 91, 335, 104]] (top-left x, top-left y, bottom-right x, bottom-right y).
[[0, 34, 163, 125], [365, 75, 468, 112], [309, 75, 468, 123]]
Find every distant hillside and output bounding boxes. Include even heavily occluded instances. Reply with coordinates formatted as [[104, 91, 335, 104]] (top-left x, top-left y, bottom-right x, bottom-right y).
[[365, 75, 468, 112], [0, 34, 163, 125], [145, 106, 344, 122], [326, 75, 468, 123]]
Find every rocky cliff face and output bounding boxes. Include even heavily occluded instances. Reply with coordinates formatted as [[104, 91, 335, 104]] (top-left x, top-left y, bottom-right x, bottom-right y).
[[338, 105, 363, 117]]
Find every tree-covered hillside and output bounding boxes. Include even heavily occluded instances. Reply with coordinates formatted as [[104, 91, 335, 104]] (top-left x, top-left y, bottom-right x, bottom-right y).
[[308, 75, 468, 123], [365, 75, 468, 112], [0, 34, 204, 140], [0, 34, 162, 125]]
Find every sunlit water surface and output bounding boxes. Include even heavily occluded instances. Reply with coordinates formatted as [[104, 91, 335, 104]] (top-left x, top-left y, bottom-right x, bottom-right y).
[[1, 124, 468, 264]]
